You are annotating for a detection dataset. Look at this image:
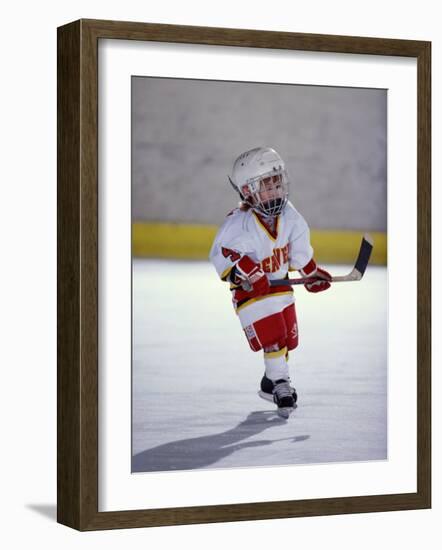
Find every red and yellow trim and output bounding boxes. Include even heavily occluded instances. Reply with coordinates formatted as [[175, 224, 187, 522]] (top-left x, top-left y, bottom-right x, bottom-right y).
[[220, 265, 234, 281], [235, 290, 293, 314], [252, 212, 280, 242], [264, 346, 288, 360]]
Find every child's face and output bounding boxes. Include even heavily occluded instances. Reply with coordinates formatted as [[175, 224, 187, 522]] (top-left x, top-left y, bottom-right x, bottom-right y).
[[257, 174, 285, 202]]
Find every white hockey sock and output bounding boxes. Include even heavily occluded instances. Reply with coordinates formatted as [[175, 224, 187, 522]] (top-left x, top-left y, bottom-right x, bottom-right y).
[[264, 346, 289, 382]]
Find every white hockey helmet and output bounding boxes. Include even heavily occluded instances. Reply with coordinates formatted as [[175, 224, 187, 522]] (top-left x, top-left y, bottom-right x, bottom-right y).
[[229, 147, 290, 217]]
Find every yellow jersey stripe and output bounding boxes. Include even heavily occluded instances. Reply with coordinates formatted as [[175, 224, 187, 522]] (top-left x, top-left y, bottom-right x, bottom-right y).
[[252, 212, 279, 242], [264, 347, 288, 360], [220, 265, 233, 281], [235, 291, 293, 314]]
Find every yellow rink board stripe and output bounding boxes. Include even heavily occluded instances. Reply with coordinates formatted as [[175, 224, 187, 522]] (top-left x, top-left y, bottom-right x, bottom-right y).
[[309, 230, 387, 266], [133, 223, 219, 260], [132, 222, 387, 265]]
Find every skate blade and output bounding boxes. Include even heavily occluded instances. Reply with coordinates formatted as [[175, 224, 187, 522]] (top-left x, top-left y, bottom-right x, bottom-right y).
[[276, 407, 294, 419], [258, 390, 274, 403], [258, 391, 298, 409]]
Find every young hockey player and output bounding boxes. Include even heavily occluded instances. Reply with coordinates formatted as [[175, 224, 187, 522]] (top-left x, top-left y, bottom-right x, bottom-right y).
[[209, 147, 331, 418]]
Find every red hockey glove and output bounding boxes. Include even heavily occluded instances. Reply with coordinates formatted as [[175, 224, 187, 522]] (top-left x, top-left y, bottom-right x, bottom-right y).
[[301, 259, 332, 293], [235, 255, 270, 296]]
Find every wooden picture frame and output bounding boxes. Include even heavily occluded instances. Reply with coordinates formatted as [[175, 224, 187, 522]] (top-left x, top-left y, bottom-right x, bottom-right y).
[[57, 18, 431, 531]]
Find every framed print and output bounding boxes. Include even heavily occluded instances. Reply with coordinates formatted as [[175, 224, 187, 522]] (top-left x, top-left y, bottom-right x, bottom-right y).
[[57, 19, 431, 530]]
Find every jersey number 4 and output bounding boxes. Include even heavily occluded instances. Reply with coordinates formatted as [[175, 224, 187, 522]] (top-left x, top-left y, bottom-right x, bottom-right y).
[[222, 247, 241, 263]]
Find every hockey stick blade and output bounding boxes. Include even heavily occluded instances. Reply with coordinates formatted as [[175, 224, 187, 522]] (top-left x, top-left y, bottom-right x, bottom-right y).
[[353, 233, 373, 278], [269, 233, 374, 287]]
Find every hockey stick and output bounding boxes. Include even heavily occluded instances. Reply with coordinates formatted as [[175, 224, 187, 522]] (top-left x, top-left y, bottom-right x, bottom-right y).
[[269, 233, 374, 287]]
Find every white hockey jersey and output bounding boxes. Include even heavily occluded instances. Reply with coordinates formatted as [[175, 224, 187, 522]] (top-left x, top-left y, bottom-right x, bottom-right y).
[[210, 201, 313, 280]]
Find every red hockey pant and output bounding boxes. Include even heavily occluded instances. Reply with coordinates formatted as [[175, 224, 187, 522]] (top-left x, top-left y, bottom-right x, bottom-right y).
[[244, 303, 298, 352]]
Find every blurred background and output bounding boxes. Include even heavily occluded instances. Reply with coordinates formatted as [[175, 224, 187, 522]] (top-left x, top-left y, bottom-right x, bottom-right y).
[[132, 77, 387, 264]]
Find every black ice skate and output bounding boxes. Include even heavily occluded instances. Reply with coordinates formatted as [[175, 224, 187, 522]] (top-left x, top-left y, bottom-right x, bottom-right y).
[[272, 379, 296, 419], [258, 375, 297, 405]]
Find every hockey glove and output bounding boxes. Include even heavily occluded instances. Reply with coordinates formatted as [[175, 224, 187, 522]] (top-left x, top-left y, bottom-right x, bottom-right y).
[[234, 255, 270, 296], [300, 258, 331, 293]]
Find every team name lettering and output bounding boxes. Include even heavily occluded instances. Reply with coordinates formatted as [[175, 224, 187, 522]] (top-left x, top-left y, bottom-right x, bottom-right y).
[[261, 244, 289, 273]]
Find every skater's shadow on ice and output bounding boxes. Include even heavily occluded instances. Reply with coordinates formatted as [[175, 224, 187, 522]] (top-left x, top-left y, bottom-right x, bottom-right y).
[[132, 410, 309, 472]]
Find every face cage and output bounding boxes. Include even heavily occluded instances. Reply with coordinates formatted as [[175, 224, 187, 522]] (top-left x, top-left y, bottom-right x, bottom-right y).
[[243, 170, 289, 217]]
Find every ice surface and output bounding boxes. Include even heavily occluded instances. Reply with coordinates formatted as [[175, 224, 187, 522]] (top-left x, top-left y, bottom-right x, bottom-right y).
[[132, 259, 387, 473]]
